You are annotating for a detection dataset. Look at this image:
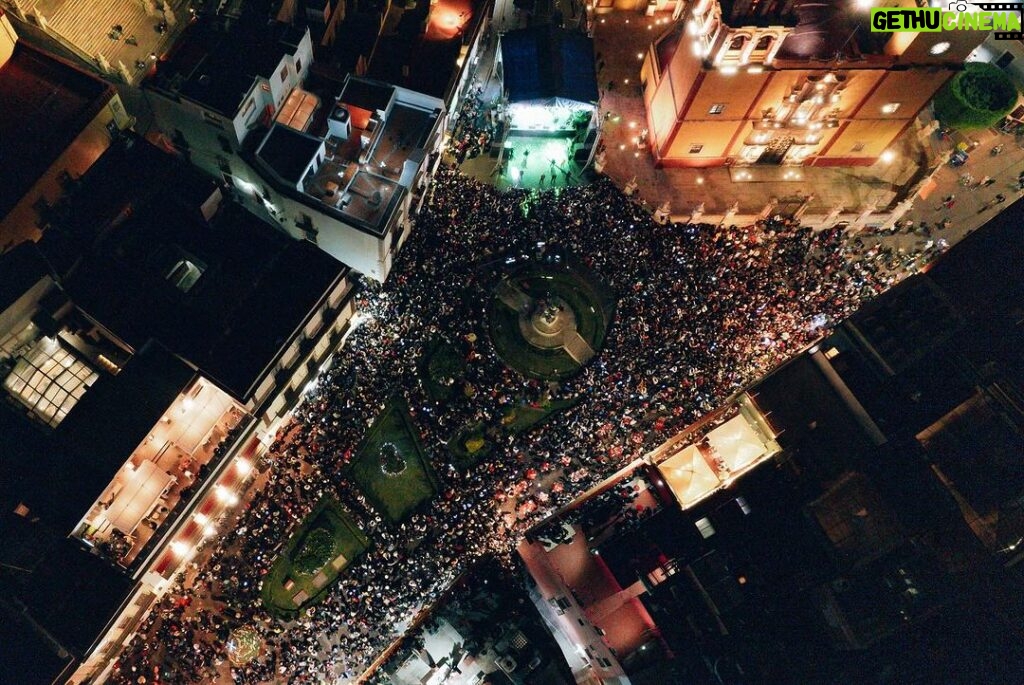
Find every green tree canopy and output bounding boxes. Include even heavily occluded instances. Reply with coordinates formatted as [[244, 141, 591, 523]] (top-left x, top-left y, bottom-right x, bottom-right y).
[[933, 62, 1019, 130], [292, 528, 334, 574]]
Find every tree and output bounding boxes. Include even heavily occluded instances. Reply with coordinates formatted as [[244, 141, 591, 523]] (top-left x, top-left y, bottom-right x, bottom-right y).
[[933, 62, 1019, 130], [292, 528, 334, 574]]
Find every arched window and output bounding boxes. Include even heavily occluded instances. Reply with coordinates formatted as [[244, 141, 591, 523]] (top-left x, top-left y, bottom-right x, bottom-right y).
[[755, 35, 773, 51], [729, 35, 748, 51]]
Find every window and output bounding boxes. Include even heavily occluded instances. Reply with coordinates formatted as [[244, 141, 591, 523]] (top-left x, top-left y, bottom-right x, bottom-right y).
[[851, 141, 865, 152], [708, 103, 725, 115], [695, 517, 716, 539], [240, 98, 256, 120], [736, 496, 752, 514], [260, 82, 271, 93], [755, 35, 773, 51], [3, 338, 98, 427], [880, 102, 901, 114], [996, 51, 1015, 69], [688, 143, 704, 154], [295, 58, 302, 73], [166, 258, 205, 293], [279, 64, 289, 81], [728, 35, 747, 51], [202, 111, 223, 129]]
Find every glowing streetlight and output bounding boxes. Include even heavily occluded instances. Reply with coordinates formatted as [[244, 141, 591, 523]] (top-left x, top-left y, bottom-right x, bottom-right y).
[[215, 485, 239, 506]]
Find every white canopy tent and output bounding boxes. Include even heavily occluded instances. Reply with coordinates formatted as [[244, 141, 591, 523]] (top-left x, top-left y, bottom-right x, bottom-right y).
[[706, 415, 769, 473], [105, 460, 174, 534], [657, 444, 721, 508]]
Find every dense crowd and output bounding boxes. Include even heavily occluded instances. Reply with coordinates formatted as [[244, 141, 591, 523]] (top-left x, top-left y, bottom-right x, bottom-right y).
[[449, 84, 501, 165], [109, 167, 946, 684]]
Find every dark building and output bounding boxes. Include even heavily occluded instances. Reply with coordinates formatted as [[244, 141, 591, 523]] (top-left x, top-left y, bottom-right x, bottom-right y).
[[0, 136, 356, 684], [524, 202, 1024, 685]]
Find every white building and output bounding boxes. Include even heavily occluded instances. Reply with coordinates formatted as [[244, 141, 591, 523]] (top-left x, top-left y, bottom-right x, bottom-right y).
[[144, 18, 446, 281]]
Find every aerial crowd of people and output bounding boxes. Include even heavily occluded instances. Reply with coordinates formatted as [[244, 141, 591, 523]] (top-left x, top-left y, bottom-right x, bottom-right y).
[[109, 165, 947, 685]]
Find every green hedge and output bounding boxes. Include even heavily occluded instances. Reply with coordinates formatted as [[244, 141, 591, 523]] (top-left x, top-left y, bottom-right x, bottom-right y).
[[933, 62, 1018, 130]]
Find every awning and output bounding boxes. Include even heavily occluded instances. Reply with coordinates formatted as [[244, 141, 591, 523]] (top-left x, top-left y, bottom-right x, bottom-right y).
[[105, 460, 173, 534]]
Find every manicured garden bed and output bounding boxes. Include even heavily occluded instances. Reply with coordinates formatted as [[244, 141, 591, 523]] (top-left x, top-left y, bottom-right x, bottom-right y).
[[349, 398, 440, 523], [261, 498, 369, 619], [501, 397, 579, 434], [420, 336, 466, 401]]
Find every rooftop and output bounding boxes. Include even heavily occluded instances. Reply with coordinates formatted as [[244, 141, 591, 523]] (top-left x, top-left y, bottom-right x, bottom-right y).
[[51, 344, 194, 527], [719, 0, 799, 26], [0, 514, 133, 684], [0, 42, 113, 221], [8, 0, 191, 85], [63, 199, 348, 400], [339, 77, 395, 113], [253, 76, 441, 235], [257, 125, 324, 184], [149, 5, 307, 116], [38, 137, 349, 400]]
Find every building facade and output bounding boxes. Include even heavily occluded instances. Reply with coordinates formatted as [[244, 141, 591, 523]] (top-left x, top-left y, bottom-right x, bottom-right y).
[[640, 0, 988, 167]]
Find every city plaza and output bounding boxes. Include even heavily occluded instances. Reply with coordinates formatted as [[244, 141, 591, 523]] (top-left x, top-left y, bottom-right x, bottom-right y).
[[2, 0, 1022, 683]]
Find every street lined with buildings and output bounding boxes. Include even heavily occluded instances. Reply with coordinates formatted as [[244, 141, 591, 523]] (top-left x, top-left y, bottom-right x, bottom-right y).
[[1, 1, 1024, 684]]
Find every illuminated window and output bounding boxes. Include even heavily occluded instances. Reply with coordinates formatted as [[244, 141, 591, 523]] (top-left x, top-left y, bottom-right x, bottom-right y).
[[688, 143, 704, 154], [3, 339, 98, 427], [708, 103, 726, 115], [695, 517, 716, 539], [736, 496, 752, 514], [930, 41, 951, 56], [881, 102, 901, 114]]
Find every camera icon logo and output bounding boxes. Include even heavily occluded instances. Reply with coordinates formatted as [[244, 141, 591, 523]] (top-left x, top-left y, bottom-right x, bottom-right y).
[[946, 1, 971, 10]]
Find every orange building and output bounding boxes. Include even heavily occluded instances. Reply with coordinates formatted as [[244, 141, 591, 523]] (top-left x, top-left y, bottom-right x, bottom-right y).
[[640, 0, 988, 167]]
